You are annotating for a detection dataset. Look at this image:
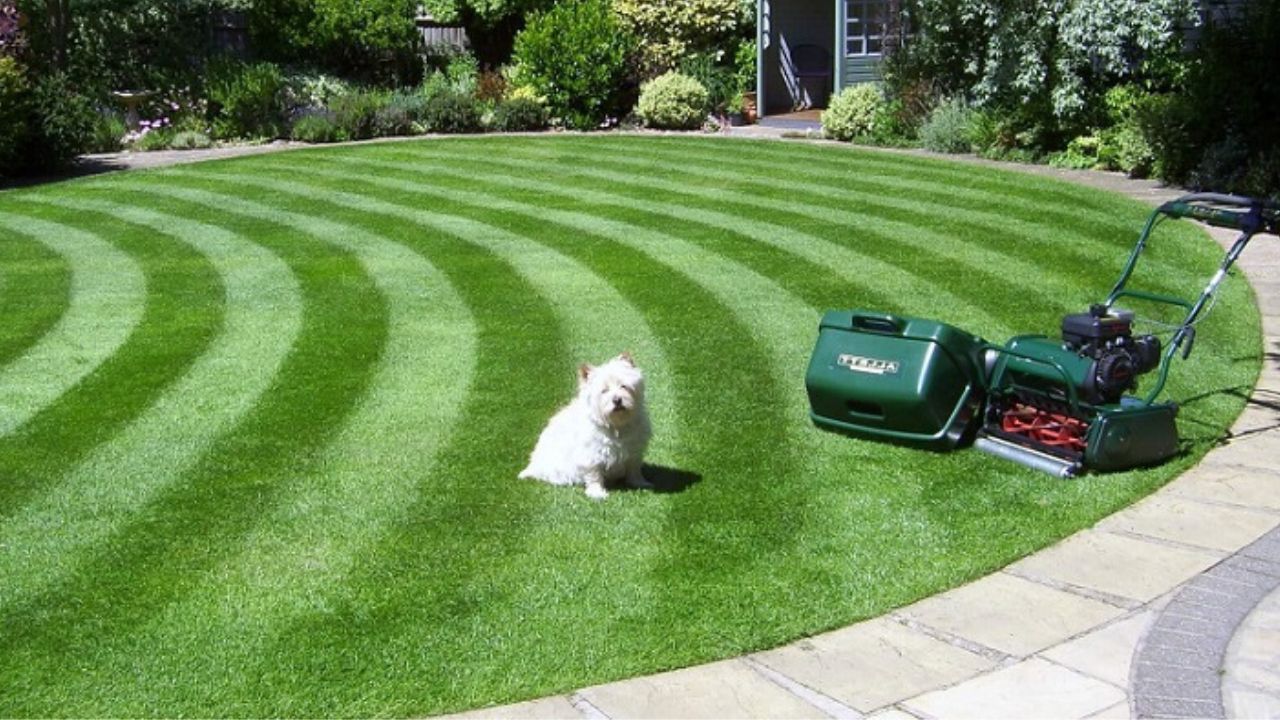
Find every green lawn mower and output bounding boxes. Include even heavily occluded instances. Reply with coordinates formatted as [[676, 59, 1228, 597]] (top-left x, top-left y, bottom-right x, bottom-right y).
[[805, 193, 1280, 477]]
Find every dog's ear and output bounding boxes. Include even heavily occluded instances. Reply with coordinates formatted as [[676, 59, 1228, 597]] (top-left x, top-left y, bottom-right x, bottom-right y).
[[578, 363, 594, 385], [617, 351, 635, 366]]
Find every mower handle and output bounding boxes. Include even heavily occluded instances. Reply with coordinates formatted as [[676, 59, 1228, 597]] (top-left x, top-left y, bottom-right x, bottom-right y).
[[1157, 193, 1280, 235]]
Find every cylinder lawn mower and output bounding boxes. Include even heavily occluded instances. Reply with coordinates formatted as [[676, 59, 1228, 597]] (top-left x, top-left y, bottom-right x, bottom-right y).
[[805, 193, 1280, 477]]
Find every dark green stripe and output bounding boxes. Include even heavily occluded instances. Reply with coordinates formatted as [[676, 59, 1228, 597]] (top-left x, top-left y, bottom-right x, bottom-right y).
[[173, 174, 576, 717], [0, 202, 222, 517], [220, 158, 843, 715], [0, 195, 388, 716], [0, 229, 72, 368]]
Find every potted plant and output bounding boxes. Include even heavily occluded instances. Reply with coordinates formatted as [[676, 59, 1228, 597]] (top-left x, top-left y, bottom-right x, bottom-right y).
[[741, 90, 758, 123], [726, 91, 747, 126]]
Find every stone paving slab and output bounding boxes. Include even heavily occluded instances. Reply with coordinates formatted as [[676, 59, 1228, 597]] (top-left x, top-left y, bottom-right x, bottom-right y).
[[901, 658, 1125, 720], [1165, 463, 1280, 512], [1040, 610, 1154, 688], [752, 617, 994, 713], [898, 572, 1125, 657], [1098, 495, 1278, 553], [1008, 530, 1224, 603], [577, 659, 830, 719]]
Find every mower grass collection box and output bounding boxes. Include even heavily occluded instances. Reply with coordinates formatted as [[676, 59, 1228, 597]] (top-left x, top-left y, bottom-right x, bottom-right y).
[[806, 311, 987, 450]]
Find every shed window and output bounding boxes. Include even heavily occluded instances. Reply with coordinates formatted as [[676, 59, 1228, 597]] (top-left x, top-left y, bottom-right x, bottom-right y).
[[845, 0, 888, 56]]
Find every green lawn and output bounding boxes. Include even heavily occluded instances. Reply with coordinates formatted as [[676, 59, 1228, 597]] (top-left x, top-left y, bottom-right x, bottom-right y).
[[0, 135, 1260, 717]]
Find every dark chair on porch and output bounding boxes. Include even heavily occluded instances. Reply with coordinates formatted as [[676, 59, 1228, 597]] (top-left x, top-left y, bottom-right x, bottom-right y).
[[790, 43, 831, 110]]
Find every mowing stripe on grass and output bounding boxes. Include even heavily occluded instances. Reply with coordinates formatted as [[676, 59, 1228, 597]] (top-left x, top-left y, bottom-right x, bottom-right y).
[[77, 176, 483, 706], [0, 211, 145, 438], [329, 148, 1010, 336], [586, 136, 1141, 241], [496, 137, 1214, 307], [389, 141, 1228, 357], [616, 135, 1142, 226], [201, 157, 822, 715], [0, 230, 71, 369], [152, 166, 680, 714], [264, 155, 874, 622], [0, 216, 387, 716], [188, 168, 673, 386], [530, 138, 1177, 289], [0, 206, 224, 517], [0, 194, 302, 613], [382, 144, 1090, 322], [207, 193, 575, 718]]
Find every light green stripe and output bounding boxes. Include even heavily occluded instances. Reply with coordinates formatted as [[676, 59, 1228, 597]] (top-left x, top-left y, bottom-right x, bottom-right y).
[[586, 137, 1128, 233], [184, 168, 674, 391], [135, 169, 674, 685], [532, 138, 1143, 273], [90, 178, 477, 650], [305, 151, 1008, 338], [0, 212, 146, 437], [0, 196, 302, 611], [386, 145, 1092, 308], [253, 158, 834, 435]]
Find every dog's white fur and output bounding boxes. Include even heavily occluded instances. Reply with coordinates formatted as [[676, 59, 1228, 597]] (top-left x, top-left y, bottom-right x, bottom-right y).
[[518, 353, 652, 500]]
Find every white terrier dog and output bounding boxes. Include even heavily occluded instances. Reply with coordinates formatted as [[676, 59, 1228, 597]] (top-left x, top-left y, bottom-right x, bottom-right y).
[[518, 352, 652, 500]]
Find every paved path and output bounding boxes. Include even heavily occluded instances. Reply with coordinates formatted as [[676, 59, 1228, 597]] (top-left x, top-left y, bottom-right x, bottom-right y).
[[36, 135, 1280, 719]]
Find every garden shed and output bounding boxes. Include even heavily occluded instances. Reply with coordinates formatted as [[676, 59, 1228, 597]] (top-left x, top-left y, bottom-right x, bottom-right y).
[[756, 0, 898, 117]]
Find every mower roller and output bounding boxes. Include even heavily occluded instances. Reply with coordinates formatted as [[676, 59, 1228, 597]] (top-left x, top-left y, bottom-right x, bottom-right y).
[[805, 193, 1280, 477]]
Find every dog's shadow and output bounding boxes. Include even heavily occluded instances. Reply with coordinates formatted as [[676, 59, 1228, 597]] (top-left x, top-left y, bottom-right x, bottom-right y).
[[633, 464, 701, 494]]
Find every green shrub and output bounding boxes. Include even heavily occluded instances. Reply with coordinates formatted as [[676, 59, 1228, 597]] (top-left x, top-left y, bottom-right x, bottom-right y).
[[168, 130, 213, 150], [677, 52, 737, 112], [421, 90, 481, 134], [1048, 134, 1101, 170], [207, 60, 287, 140], [490, 97, 549, 132], [1097, 123, 1153, 177], [0, 56, 32, 176], [636, 72, 709, 130], [88, 112, 127, 153], [291, 113, 345, 143], [1133, 92, 1198, 183], [330, 89, 389, 140], [967, 109, 1026, 159], [919, 98, 975, 154], [373, 92, 425, 137], [512, 0, 636, 130], [734, 40, 756, 94], [821, 83, 883, 141], [28, 72, 96, 170]]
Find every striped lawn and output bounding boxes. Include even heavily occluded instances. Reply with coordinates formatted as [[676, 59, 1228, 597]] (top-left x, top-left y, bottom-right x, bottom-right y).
[[0, 135, 1261, 717]]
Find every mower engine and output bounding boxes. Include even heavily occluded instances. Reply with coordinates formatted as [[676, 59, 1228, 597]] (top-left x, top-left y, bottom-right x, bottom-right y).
[[975, 305, 1177, 477]]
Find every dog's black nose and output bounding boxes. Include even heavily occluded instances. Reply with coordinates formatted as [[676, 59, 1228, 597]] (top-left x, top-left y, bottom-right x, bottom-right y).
[[612, 397, 625, 410]]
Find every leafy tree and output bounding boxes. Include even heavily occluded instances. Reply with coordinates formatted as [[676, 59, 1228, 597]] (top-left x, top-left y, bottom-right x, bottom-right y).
[[613, 0, 743, 75], [892, 0, 1197, 132], [247, 0, 420, 84]]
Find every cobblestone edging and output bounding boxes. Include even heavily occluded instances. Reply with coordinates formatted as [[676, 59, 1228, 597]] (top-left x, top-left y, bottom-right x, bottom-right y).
[[1133, 527, 1280, 718]]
